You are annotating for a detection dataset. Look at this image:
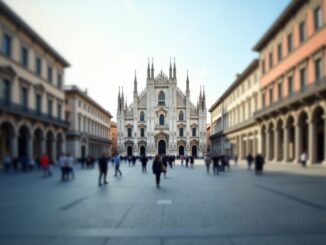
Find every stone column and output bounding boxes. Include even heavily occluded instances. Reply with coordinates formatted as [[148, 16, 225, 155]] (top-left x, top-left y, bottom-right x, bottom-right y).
[[266, 129, 270, 161], [308, 119, 315, 165], [11, 134, 18, 158], [283, 125, 288, 163], [246, 133, 250, 156], [274, 127, 279, 162], [294, 123, 300, 164], [239, 135, 242, 160], [52, 139, 57, 164]]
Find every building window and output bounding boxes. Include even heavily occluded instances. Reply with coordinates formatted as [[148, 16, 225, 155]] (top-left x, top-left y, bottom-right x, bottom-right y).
[[300, 67, 306, 90], [57, 74, 62, 89], [192, 127, 196, 137], [287, 33, 293, 53], [277, 43, 282, 62], [288, 75, 293, 95], [261, 59, 265, 74], [179, 111, 184, 121], [269, 87, 273, 105], [78, 116, 81, 131], [57, 104, 62, 119], [269, 52, 273, 69], [2, 34, 11, 57], [127, 128, 132, 137], [179, 128, 184, 137], [47, 99, 52, 117], [35, 94, 42, 114], [315, 58, 323, 82], [278, 82, 282, 99], [21, 47, 28, 68], [158, 91, 165, 105], [314, 6, 322, 31], [140, 128, 145, 137], [299, 20, 306, 43], [2, 79, 11, 103], [36, 57, 42, 76], [47, 66, 53, 83], [21, 87, 28, 110], [159, 114, 165, 125], [140, 111, 145, 121]]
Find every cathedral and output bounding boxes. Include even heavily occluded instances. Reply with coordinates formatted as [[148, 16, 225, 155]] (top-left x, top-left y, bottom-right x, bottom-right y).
[[117, 59, 207, 157]]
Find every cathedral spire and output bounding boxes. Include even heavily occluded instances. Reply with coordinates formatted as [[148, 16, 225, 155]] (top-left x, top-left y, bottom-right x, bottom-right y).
[[151, 58, 154, 79], [173, 57, 176, 79], [147, 58, 150, 79], [134, 70, 137, 96], [200, 85, 202, 100], [169, 57, 172, 80], [186, 70, 189, 90], [118, 86, 121, 111], [121, 86, 124, 108]]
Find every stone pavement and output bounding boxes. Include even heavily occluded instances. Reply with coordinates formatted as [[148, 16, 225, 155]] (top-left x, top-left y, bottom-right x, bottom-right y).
[[0, 160, 326, 245]]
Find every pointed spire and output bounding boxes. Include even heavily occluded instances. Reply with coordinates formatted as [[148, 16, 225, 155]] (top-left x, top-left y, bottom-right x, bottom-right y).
[[169, 57, 172, 80], [134, 70, 137, 95], [186, 69, 189, 91], [151, 57, 154, 79], [125, 96, 127, 110], [200, 85, 202, 99], [173, 57, 176, 79], [118, 86, 121, 111], [203, 85, 206, 99], [147, 58, 150, 79]]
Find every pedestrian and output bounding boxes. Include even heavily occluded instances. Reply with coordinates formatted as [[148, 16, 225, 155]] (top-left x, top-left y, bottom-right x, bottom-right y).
[[213, 155, 219, 175], [180, 155, 184, 166], [152, 155, 164, 188], [98, 153, 108, 186], [190, 155, 194, 168], [234, 155, 238, 165], [168, 155, 173, 169], [3, 154, 11, 172], [141, 155, 148, 173], [162, 154, 168, 177], [300, 151, 307, 168], [66, 153, 75, 179], [204, 154, 211, 174], [59, 153, 67, 181], [39, 153, 50, 177], [114, 153, 122, 177], [132, 155, 136, 166], [224, 154, 230, 171], [247, 153, 254, 170], [185, 155, 189, 168], [255, 153, 265, 175]]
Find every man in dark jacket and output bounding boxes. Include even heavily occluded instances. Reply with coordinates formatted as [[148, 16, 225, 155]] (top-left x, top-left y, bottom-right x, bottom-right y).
[[152, 155, 163, 188], [141, 155, 148, 173], [98, 153, 108, 186], [255, 154, 265, 175]]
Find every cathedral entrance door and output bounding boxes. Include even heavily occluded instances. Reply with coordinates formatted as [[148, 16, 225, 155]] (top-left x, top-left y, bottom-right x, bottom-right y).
[[158, 140, 166, 155], [179, 145, 184, 156], [127, 146, 133, 156], [191, 145, 197, 158], [140, 146, 145, 156]]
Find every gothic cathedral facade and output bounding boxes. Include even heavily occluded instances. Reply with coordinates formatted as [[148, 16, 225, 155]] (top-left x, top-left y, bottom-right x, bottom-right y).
[[117, 59, 207, 157]]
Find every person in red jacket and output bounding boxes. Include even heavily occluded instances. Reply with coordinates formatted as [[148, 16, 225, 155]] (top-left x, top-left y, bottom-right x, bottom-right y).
[[39, 154, 50, 177]]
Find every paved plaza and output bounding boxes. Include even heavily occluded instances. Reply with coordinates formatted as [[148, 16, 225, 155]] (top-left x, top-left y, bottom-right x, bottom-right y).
[[0, 160, 326, 245]]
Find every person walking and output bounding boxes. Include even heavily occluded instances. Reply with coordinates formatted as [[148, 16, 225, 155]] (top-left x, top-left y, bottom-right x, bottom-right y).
[[59, 153, 67, 181], [162, 155, 168, 177], [300, 152, 307, 168], [213, 155, 219, 175], [152, 155, 164, 188], [98, 153, 108, 186], [114, 153, 122, 177], [180, 155, 184, 166], [39, 153, 50, 177], [255, 153, 265, 175], [190, 155, 194, 168], [247, 153, 254, 170], [204, 154, 211, 174], [66, 153, 75, 179], [185, 155, 189, 168], [141, 155, 148, 173]]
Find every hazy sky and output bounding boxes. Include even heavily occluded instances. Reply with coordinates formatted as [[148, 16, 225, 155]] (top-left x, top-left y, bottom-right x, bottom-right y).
[[5, 0, 290, 121]]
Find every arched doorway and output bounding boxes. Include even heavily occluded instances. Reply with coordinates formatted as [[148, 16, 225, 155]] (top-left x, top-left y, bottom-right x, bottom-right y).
[[140, 146, 145, 156], [276, 119, 284, 161], [268, 122, 274, 161], [46, 131, 54, 161], [0, 122, 15, 161], [179, 145, 184, 156], [33, 128, 43, 160], [312, 106, 324, 163], [191, 145, 197, 158], [158, 140, 166, 155], [287, 116, 295, 161], [18, 125, 30, 158], [298, 112, 308, 161], [261, 125, 266, 157], [127, 146, 133, 156]]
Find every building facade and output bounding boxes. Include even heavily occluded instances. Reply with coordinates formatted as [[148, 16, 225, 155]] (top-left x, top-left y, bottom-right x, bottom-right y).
[[117, 59, 207, 157], [111, 121, 117, 156], [65, 85, 112, 159], [209, 60, 261, 158], [0, 1, 69, 164], [253, 0, 326, 165]]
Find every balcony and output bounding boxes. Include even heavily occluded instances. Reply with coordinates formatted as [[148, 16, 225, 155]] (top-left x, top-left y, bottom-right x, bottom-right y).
[[155, 124, 169, 130], [254, 77, 326, 120], [0, 98, 69, 128]]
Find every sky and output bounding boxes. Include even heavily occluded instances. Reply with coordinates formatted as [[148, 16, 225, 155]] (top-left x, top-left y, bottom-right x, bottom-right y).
[[5, 0, 290, 122]]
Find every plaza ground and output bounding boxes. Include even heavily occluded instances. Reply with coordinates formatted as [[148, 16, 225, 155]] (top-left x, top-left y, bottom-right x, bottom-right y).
[[0, 160, 326, 245]]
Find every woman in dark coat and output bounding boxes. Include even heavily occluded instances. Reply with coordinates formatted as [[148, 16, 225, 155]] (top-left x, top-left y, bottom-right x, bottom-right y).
[[152, 155, 164, 188], [255, 154, 265, 175]]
